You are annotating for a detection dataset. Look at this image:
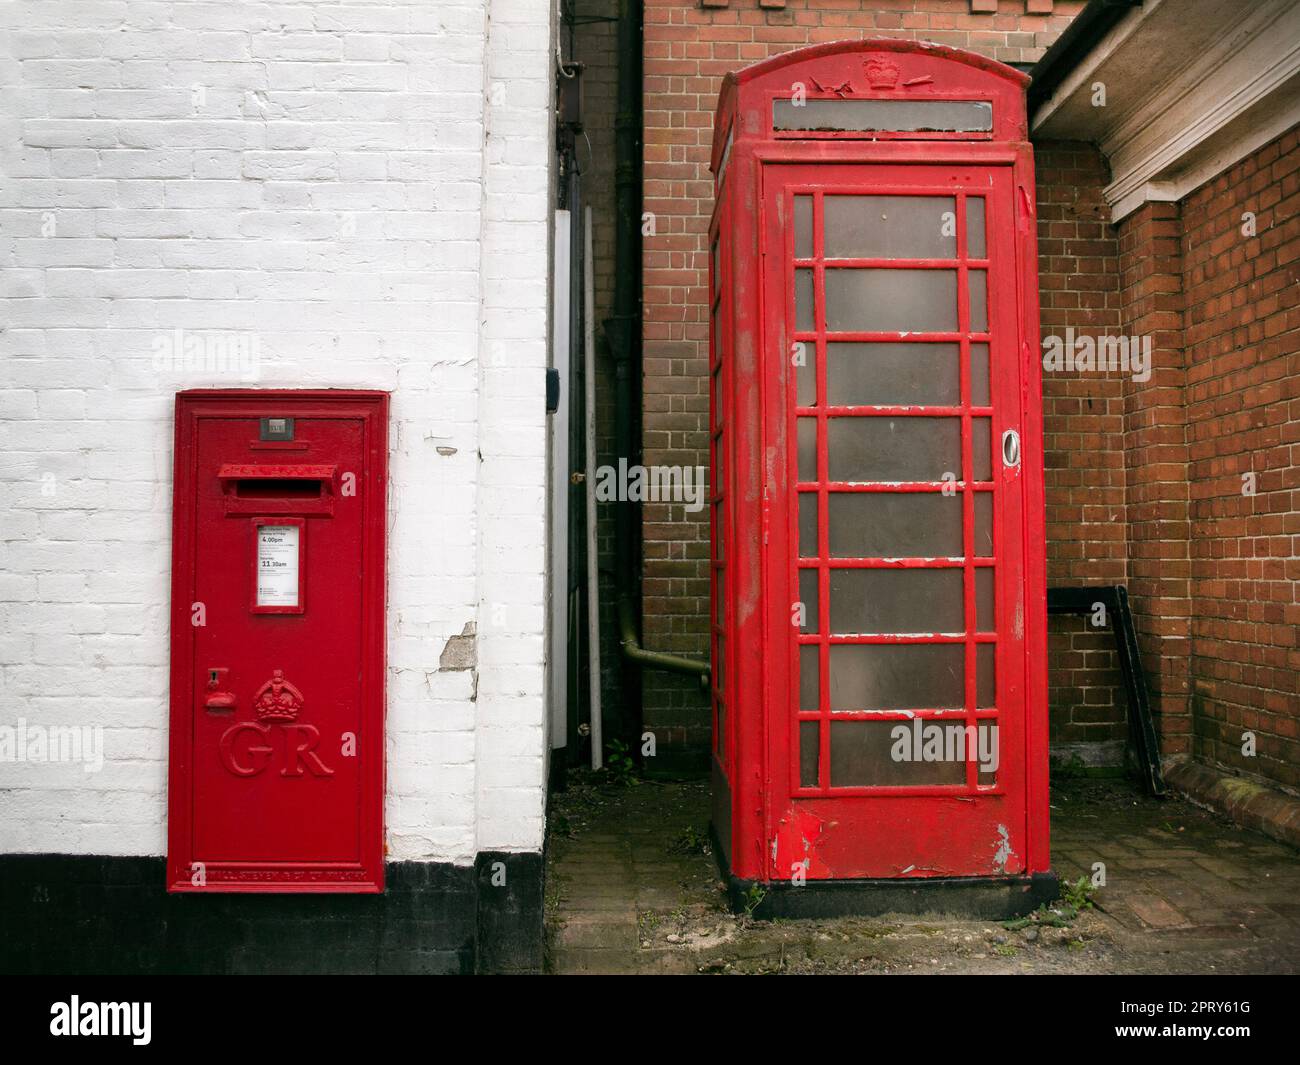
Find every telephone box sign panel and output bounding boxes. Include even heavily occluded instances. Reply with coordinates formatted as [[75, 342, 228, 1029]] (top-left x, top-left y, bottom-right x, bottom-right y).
[[708, 40, 1049, 889], [167, 391, 388, 893]]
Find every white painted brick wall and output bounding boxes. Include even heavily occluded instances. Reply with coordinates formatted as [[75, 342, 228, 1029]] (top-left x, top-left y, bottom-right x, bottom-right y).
[[0, 0, 554, 864]]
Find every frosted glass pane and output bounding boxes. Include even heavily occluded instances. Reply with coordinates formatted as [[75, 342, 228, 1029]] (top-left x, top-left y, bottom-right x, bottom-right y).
[[968, 270, 987, 332], [972, 418, 992, 481], [830, 643, 965, 709], [800, 644, 819, 710], [774, 98, 993, 133], [823, 196, 955, 260], [974, 492, 993, 556], [825, 269, 958, 332], [970, 342, 990, 406], [830, 721, 966, 786], [828, 416, 961, 482], [799, 492, 818, 557], [799, 568, 819, 634], [795, 269, 815, 331], [800, 721, 819, 788], [978, 644, 995, 707], [966, 197, 986, 259], [796, 343, 816, 406], [827, 342, 960, 407], [828, 492, 963, 558], [798, 418, 817, 482], [829, 568, 964, 634], [976, 568, 994, 632], [794, 195, 813, 259]]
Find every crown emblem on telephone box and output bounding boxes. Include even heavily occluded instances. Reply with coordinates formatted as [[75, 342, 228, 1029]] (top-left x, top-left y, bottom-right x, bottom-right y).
[[864, 58, 901, 90], [253, 669, 304, 723]]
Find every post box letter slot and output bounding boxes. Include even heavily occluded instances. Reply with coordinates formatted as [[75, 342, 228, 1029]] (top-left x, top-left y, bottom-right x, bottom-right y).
[[218, 464, 337, 516], [236, 477, 321, 499]]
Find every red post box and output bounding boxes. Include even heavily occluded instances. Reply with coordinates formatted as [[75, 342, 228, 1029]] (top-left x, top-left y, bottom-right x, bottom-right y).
[[708, 40, 1051, 913], [167, 390, 388, 893]]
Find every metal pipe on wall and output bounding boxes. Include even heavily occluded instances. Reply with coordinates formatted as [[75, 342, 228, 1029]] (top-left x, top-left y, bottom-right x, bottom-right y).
[[583, 207, 603, 770]]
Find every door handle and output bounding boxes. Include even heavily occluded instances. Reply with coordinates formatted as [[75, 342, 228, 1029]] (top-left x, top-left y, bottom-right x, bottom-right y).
[[1002, 429, 1021, 468]]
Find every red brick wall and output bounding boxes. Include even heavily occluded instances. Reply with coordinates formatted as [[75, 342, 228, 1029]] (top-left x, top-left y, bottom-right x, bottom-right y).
[[1036, 141, 1129, 763], [639, 0, 1089, 757], [1116, 201, 1192, 760], [1094, 128, 1300, 790], [1177, 127, 1300, 791]]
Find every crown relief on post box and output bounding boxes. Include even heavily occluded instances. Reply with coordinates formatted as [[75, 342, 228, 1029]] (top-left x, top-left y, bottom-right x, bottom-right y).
[[253, 669, 304, 723]]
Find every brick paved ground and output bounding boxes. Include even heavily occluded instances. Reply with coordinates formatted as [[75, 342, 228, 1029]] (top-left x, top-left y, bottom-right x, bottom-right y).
[[544, 774, 1300, 974]]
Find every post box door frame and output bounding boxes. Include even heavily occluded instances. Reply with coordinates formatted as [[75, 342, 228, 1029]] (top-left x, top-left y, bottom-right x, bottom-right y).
[[167, 389, 388, 894]]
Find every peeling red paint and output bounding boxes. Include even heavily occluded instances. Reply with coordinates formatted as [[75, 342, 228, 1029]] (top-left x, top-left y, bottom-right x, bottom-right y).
[[772, 806, 834, 880]]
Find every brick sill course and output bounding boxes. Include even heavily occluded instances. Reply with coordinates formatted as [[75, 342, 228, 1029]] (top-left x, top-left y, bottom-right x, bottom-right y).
[[1165, 758, 1300, 851]]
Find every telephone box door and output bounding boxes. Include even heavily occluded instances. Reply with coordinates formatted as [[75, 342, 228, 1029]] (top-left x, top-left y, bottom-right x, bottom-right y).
[[765, 163, 1030, 880], [167, 391, 387, 893]]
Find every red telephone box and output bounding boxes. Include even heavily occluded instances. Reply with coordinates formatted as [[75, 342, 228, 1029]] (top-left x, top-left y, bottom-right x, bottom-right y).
[[167, 390, 387, 893], [709, 40, 1052, 915]]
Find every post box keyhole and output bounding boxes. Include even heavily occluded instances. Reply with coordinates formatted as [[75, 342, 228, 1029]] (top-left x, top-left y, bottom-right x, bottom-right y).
[[204, 668, 236, 712]]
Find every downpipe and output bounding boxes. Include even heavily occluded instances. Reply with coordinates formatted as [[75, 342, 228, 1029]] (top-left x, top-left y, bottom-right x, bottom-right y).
[[617, 594, 710, 692]]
